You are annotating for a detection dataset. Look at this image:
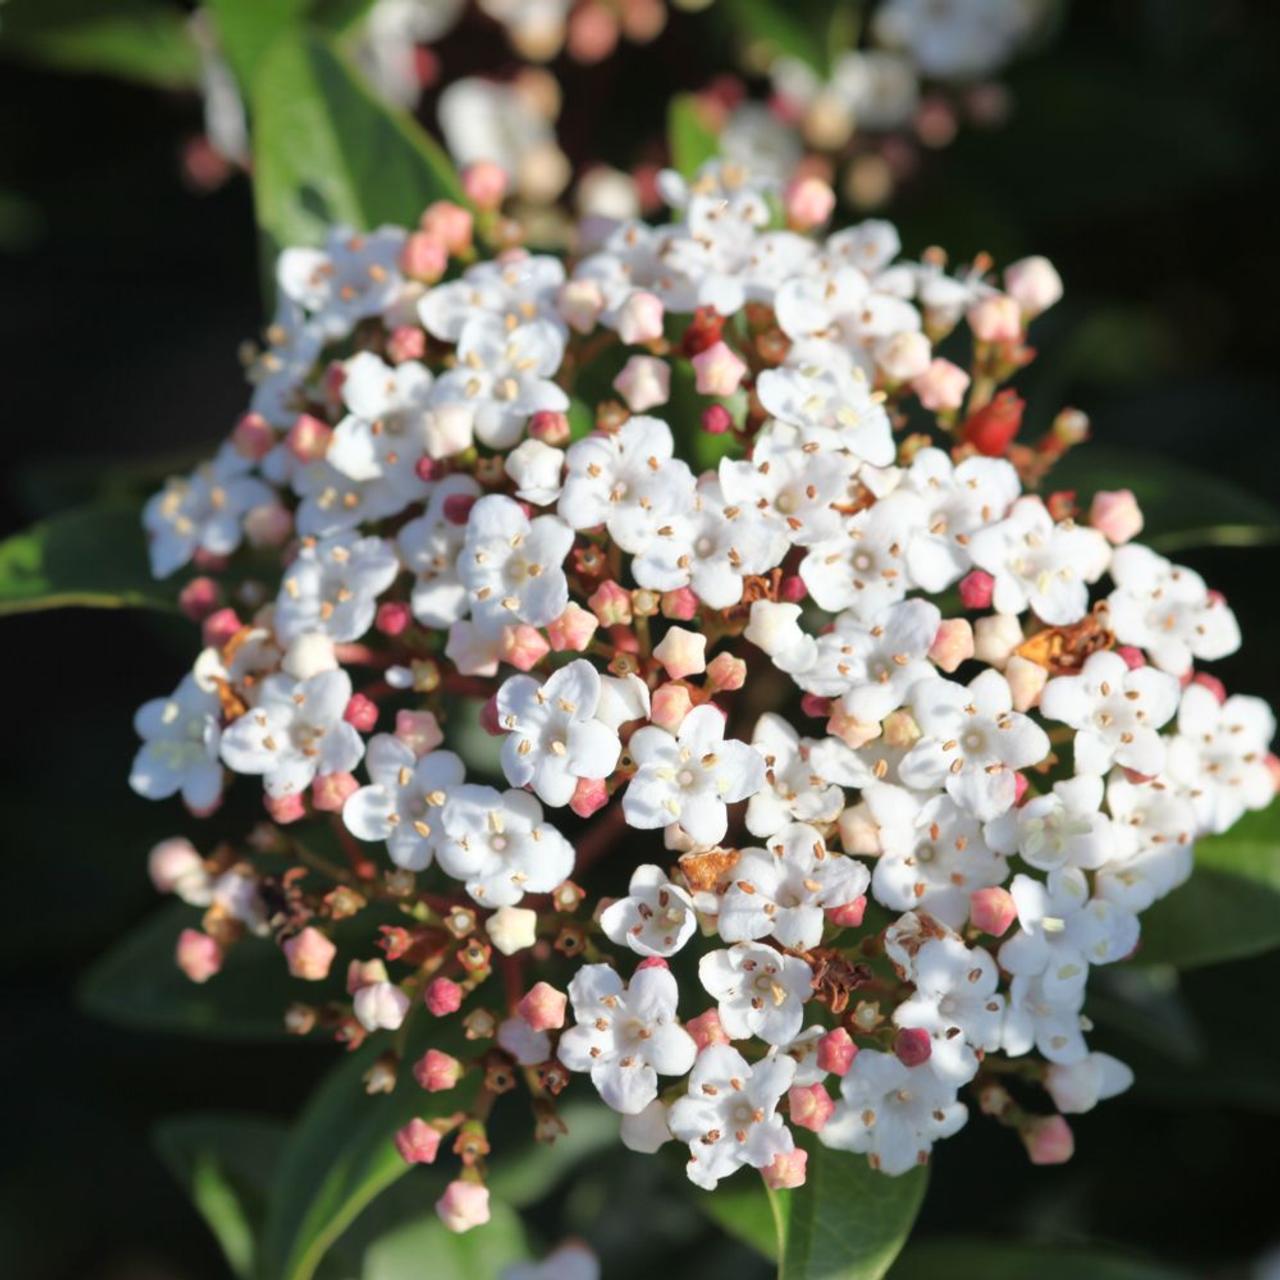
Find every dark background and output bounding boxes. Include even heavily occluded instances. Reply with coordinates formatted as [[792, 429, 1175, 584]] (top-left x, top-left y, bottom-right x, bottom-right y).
[[2, 2, 1279, 1276]]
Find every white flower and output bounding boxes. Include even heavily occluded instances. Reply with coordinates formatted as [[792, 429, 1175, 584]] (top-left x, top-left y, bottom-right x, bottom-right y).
[[595, 672, 652, 730], [420, 252, 566, 342], [624, 705, 766, 847], [619, 1097, 672, 1154], [717, 823, 869, 951], [219, 669, 363, 797], [497, 1015, 551, 1066], [1105, 544, 1241, 676], [1045, 1052, 1134, 1115], [1166, 684, 1276, 834], [756, 359, 895, 467], [436, 784, 575, 906], [667, 1045, 796, 1190], [985, 774, 1116, 873], [502, 1242, 600, 1280], [698, 942, 814, 1045], [772, 1026, 829, 1087], [873, 0, 1042, 80], [658, 189, 772, 315], [274, 533, 400, 644], [396, 474, 481, 628], [745, 713, 845, 839], [342, 737, 466, 870], [327, 351, 434, 484], [129, 674, 224, 812], [821, 1050, 967, 1175], [459, 494, 574, 630], [496, 659, 621, 807], [506, 438, 565, 506], [1001, 974, 1087, 1064], [1041, 649, 1181, 778], [600, 865, 699, 958], [900, 670, 1050, 820], [277, 226, 406, 336], [557, 963, 696, 1114], [248, 301, 325, 428], [1095, 774, 1196, 912], [967, 496, 1110, 625]]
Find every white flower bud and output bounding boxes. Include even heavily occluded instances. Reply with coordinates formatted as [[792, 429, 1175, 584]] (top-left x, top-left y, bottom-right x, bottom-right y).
[[282, 632, 338, 680], [485, 905, 539, 956]]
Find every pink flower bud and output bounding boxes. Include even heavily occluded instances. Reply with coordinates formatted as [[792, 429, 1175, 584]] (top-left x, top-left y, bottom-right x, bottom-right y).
[[480, 694, 503, 736], [264, 791, 306, 825], [202, 607, 241, 649], [176, 929, 222, 983], [395, 709, 443, 756], [653, 626, 707, 679], [705, 652, 747, 692], [1115, 645, 1146, 671], [148, 838, 204, 895], [500, 623, 551, 671], [613, 354, 670, 411], [701, 404, 732, 435], [826, 704, 881, 749], [462, 161, 506, 209], [817, 1028, 857, 1076], [436, 1180, 490, 1233], [547, 602, 599, 651], [375, 601, 412, 637], [825, 896, 866, 928], [968, 293, 1023, 344], [928, 618, 974, 673], [691, 340, 747, 396], [344, 694, 379, 733], [386, 324, 427, 365], [570, 775, 610, 818], [231, 412, 275, 461], [875, 331, 932, 382], [311, 771, 358, 813], [558, 278, 605, 333], [780, 574, 807, 603], [395, 1117, 442, 1165], [286, 413, 332, 462], [911, 358, 971, 413], [283, 927, 337, 981], [762, 1147, 808, 1190], [784, 175, 836, 230], [517, 981, 568, 1032], [801, 693, 831, 719], [529, 409, 571, 446], [617, 290, 665, 344], [1013, 771, 1030, 805], [442, 492, 477, 525], [179, 576, 221, 622], [893, 1027, 932, 1067], [686, 1008, 731, 1052], [1006, 655, 1048, 712], [788, 1083, 835, 1132], [589, 579, 633, 626], [415, 1048, 464, 1092], [400, 231, 447, 283], [660, 587, 699, 621], [1022, 1114, 1075, 1165], [650, 682, 694, 733], [1191, 673, 1227, 703], [1004, 255, 1064, 317], [425, 977, 464, 1016], [1089, 489, 1144, 545], [959, 569, 995, 611], [243, 502, 293, 549], [970, 885, 1018, 936], [635, 955, 669, 972], [420, 200, 473, 255]]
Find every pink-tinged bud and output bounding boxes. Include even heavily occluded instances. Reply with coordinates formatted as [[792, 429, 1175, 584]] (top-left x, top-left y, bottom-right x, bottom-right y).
[[692, 340, 747, 396], [825, 895, 867, 929], [264, 791, 306, 825], [201, 607, 241, 649], [706, 652, 747, 692], [1022, 1114, 1075, 1165], [480, 694, 503, 736], [231, 411, 275, 461], [928, 618, 974, 673], [375, 601, 412, 637], [420, 200, 473, 255], [912, 357, 971, 412], [818, 1028, 857, 1076], [414, 1048, 464, 1092], [968, 293, 1023, 344], [963, 390, 1025, 457], [1005, 655, 1048, 713], [500, 623, 551, 672], [570, 775, 610, 819], [1004, 255, 1064, 318], [243, 502, 293, 549], [517, 981, 568, 1032], [395, 1117, 442, 1165], [1267, 753, 1280, 791], [894, 1027, 933, 1067], [686, 1008, 731, 1052], [617, 290, 665, 344], [462, 161, 506, 210], [283, 927, 337, 981], [589, 579, 633, 626], [400, 231, 447, 283], [780, 574, 808, 603], [354, 981, 410, 1031], [148, 838, 204, 895], [784, 174, 836, 230], [827, 704, 881, 749], [436, 1180, 490, 1233], [635, 955, 669, 972], [1013, 771, 1030, 805], [762, 1147, 808, 1190], [415, 458, 444, 486], [1115, 645, 1146, 671], [424, 977, 464, 1016], [1089, 489, 1144, 545], [650, 682, 694, 733], [801, 693, 831, 719], [386, 325, 427, 364], [973, 613, 1024, 669], [875, 330, 932, 383], [344, 694, 379, 733], [660, 587, 699, 621], [959, 569, 995, 611], [529, 409, 571, 446], [613, 354, 670, 411], [547, 602, 599, 651], [558, 278, 605, 334], [176, 929, 222, 983], [442, 492, 477, 525], [347, 957, 388, 994], [1191, 673, 1227, 704], [701, 403, 733, 435], [286, 413, 332, 463], [789, 1083, 835, 1133], [970, 885, 1018, 936], [179, 576, 221, 622], [311, 771, 358, 813], [653, 626, 707, 679], [394, 709, 443, 756]]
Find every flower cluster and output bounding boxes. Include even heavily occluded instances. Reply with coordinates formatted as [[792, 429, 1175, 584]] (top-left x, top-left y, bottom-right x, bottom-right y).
[[132, 157, 1276, 1229]]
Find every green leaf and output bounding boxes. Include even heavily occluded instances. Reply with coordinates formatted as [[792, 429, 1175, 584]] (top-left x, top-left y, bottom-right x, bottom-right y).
[[889, 1239, 1188, 1280], [721, 0, 827, 72], [205, 0, 308, 86], [154, 1114, 288, 1278], [359, 1202, 529, 1280], [250, 30, 460, 265], [486, 1101, 618, 1208], [0, 503, 173, 616], [685, 1176, 781, 1262], [667, 93, 721, 179], [1129, 801, 1280, 969]]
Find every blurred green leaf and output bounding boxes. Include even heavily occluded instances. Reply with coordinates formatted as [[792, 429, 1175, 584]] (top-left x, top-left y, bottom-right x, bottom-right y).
[[667, 93, 720, 178], [358, 1202, 529, 1280], [487, 1101, 618, 1207], [0, 503, 173, 616], [721, 0, 827, 71], [889, 1239, 1187, 1279], [686, 1176, 780, 1262], [206, 0, 307, 85]]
